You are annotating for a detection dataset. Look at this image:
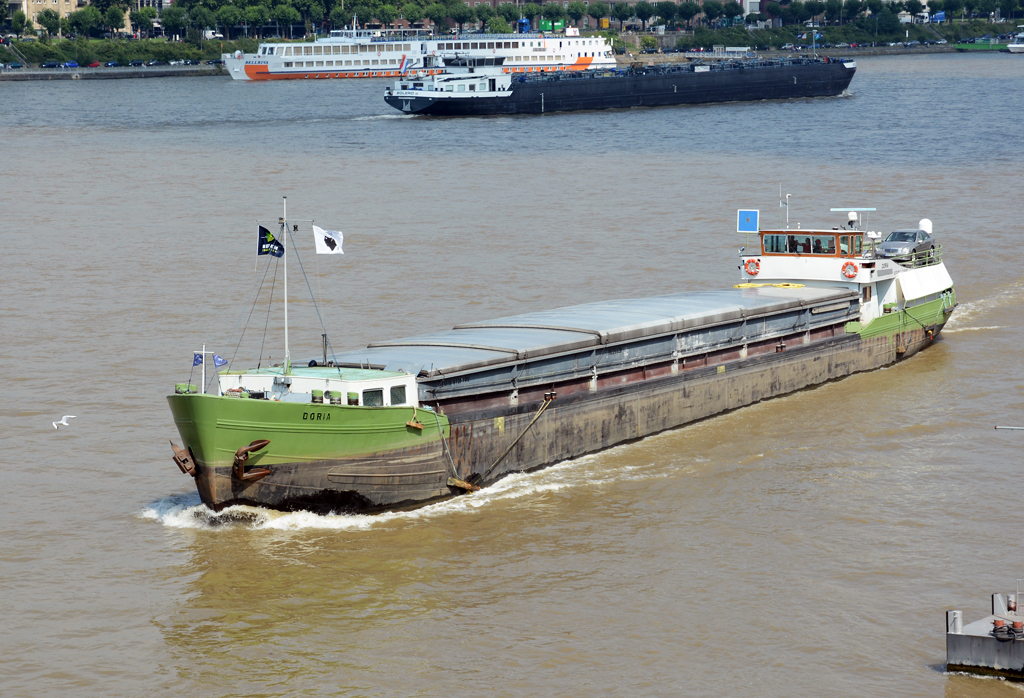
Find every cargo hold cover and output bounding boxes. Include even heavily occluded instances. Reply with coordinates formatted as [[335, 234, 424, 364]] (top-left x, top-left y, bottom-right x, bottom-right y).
[[329, 286, 857, 377]]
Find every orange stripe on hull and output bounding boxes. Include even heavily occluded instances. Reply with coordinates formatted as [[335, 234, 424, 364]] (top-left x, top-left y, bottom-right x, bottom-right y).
[[242, 64, 433, 80]]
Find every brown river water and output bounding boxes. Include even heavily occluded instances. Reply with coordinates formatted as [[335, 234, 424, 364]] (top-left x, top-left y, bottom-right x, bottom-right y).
[[1, 53, 1022, 697]]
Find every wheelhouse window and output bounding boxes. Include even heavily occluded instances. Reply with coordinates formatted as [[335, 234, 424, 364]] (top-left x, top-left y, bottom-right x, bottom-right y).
[[763, 234, 787, 254], [390, 385, 406, 405], [362, 389, 384, 407], [854, 235, 862, 255], [811, 235, 835, 254]]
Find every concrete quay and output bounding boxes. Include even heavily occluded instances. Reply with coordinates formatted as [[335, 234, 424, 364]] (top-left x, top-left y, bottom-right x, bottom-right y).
[[0, 65, 225, 81]]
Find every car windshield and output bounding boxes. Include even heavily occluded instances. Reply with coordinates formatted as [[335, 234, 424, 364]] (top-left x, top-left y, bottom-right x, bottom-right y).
[[885, 231, 917, 242]]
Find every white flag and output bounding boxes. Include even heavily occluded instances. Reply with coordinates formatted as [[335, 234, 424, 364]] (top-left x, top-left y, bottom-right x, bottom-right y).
[[312, 225, 344, 255]]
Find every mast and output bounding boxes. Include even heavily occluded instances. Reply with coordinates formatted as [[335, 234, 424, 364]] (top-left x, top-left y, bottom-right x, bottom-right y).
[[283, 196, 290, 375]]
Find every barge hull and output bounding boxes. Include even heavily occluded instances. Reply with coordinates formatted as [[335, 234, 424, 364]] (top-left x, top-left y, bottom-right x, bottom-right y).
[[387, 62, 855, 116]]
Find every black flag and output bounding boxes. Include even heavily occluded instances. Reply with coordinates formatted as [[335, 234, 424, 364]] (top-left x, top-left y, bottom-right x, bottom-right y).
[[258, 225, 284, 257]]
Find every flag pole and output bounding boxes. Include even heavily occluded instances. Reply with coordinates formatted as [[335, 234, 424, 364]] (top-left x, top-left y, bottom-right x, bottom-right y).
[[201, 343, 206, 394], [282, 196, 290, 376]]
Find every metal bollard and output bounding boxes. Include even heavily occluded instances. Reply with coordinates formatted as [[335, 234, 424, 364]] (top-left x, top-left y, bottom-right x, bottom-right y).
[[947, 610, 963, 634]]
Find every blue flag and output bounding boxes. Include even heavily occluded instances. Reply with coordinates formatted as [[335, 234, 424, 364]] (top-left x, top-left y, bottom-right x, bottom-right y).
[[193, 353, 203, 366], [213, 355, 228, 367], [258, 225, 285, 258]]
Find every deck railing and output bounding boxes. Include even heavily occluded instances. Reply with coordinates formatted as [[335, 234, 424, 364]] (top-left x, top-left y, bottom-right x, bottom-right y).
[[890, 244, 943, 269]]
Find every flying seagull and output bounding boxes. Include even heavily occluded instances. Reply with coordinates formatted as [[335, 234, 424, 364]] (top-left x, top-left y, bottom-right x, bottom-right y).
[[53, 416, 76, 429]]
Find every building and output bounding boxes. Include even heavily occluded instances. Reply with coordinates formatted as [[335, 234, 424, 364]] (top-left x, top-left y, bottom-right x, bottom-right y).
[[9, 0, 79, 26]]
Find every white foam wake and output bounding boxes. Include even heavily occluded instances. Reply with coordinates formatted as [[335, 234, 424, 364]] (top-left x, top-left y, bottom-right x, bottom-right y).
[[140, 448, 671, 531], [945, 281, 1023, 331]]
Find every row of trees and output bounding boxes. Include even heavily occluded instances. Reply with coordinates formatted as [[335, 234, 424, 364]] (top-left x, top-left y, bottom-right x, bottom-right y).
[[11, 0, 1018, 41], [761, 0, 1019, 25]]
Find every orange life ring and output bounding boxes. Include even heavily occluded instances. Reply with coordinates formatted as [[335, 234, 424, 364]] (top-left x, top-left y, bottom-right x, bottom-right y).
[[744, 259, 760, 276], [842, 261, 858, 278]]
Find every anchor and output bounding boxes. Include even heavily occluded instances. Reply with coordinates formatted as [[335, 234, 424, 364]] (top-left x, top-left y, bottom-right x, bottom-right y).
[[233, 439, 271, 482], [170, 441, 196, 477]]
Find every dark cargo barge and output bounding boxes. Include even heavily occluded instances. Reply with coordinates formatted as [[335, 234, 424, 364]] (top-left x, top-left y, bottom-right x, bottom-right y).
[[384, 57, 856, 116]]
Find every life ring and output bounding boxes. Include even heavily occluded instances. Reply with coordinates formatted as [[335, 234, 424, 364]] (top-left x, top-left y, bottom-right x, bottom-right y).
[[842, 261, 858, 278], [744, 259, 760, 276]]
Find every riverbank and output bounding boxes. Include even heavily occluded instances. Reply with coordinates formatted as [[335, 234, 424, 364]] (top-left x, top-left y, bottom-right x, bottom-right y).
[[0, 64, 225, 81]]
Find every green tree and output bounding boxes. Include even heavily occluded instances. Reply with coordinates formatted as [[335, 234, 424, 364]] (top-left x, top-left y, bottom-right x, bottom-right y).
[[844, 0, 863, 18], [805, 0, 825, 17], [865, 0, 883, 12], [402, 3, 424, 24], [702, 0, 724, 23], [927, 0, 944, 12], [521, 1, 542, 21], [904, 0, 923, 15], [943, 0, 963, 16], [216, 5, 240, 38], [191, 6, 216, 30], [474, 2, 494, 24], [633, 1, 654, 27], [425, 2, 449, 29], [612, 1, 633, 28], [37, 8, 61, 39], [542, 1, 565, 22], [161, 5, 188, 37], [677, 1, 700, 25], [999, 0, 1017, 20], [824, 0, 840, 22], [11, 10, 27, 37], [655, 1, 677, 23], [60, 16, 71, 36], [877, 8, 901, 30], [640, 34, 657, 47], [722, 1, 743, 18], [272, 4, 302, 36], [498, 3, 520, 22], [105, 6, 125, 34], [244, 5, 270, 36], [589, 1, 610, 21], [69, 6, 102, 37], [487, 15, 512, 31], [567, 0, 587, 24], [448, 2, 473, 30], [975, 0, 997, 16], [377, 4, 399, 26]]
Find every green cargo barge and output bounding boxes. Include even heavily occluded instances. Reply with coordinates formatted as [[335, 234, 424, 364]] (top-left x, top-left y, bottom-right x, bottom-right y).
[[167, 210, 955, 513]]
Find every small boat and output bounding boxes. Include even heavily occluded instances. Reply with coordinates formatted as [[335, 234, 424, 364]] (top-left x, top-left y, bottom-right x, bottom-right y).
[[1008, 27, 1024, 54], [223, 22, 614, 81], [384, 56, 856, 116], [167, 204, 954, 514]]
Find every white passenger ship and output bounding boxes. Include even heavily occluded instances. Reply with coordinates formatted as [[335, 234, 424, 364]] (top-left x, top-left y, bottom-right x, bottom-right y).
[[223, 24, 614, 81]]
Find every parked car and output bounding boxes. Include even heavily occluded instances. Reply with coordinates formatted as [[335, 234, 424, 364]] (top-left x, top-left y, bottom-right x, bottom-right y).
[[835, 42, 849, 48], [41, 60, 61, 69], [205, 58, 224, 64], [145, 59, 166, 66], [876, 229, 937, 260], [86, 61, 100, 68], [184, 59, 200, 65], [169, 59, 184, 65], [906, 40, 921, 46], [7, 61, 23, 69], [105, 60, 119, 67], [936, 39, 947, 44], [128, 59, 145, 67], [781, 43, 795, 50], [62, 61, 78, 68]]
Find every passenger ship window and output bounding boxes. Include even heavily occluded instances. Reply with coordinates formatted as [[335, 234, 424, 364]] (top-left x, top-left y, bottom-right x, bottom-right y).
[[788, 235, 812, 253], [285, 47, 293, 56], [839, 235, 849, 254], [763, 234, 787, 254], [854, 235, 863, 255], [363, 389, 384, 407], [390, 385, 406, 406]]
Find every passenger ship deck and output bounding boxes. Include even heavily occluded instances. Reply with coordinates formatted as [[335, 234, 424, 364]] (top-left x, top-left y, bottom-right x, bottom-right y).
[[224, 26, 614, 81]]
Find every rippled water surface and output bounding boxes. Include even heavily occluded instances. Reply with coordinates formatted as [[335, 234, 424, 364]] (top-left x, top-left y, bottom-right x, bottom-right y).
[[2, 53, 1023, 697]]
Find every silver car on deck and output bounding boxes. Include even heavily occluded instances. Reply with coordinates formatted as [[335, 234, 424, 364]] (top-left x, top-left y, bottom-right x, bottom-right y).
[[876, 229, 937, 260]]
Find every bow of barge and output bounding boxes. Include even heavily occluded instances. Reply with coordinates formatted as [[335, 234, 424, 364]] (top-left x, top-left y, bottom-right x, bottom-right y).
[[167, 210, 953, 514]]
